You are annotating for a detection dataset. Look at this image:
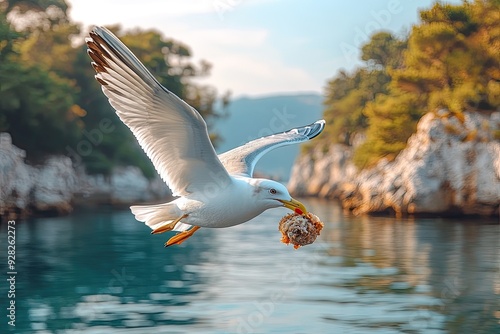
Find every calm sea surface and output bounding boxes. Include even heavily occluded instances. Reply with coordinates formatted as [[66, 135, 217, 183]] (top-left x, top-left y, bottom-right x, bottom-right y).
[[1, 199, 499, 333]]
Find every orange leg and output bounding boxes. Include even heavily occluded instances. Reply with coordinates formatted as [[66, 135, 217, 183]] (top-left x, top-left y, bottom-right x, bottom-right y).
[[165, 226, 201, 247], [151, 214, 188, 234]]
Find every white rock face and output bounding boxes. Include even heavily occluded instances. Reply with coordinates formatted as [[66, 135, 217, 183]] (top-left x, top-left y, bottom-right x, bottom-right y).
[[32, 156, 78, 213], [0, 133, 34, 216], [0, 134, 77, 216], [78, 167, 171, 205], [289, 111, 500, 216], [110, 166, 157, 203], [288, 144, 357, 198], [0, 132, 171, 218]]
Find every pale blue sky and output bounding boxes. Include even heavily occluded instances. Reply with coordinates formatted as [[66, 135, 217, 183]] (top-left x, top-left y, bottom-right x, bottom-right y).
[[69, 0, 461, 97]]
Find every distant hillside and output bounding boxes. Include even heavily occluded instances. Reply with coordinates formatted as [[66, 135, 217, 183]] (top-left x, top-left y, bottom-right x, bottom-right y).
[[214, 93, 323, 181]]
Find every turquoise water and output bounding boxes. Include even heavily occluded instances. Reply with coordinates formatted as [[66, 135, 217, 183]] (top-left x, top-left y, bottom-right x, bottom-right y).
[[1, 199, 499, 333]]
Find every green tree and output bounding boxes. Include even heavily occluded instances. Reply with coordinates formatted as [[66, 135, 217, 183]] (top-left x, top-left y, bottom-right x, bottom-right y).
[[353, 93, 423, 168], [0, 0, 70, 30], [361, 31, 406, 70], [17, 21, 81, 76], [0, 0, 68, 15], [393, 0, 500, 113], [322, 32, 405, 146], [321, 0, 499, 169], [0, 11, 82, 160]]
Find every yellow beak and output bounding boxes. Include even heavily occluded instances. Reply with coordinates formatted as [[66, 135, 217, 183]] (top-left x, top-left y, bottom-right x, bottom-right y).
[[279, 198, 308, 215]]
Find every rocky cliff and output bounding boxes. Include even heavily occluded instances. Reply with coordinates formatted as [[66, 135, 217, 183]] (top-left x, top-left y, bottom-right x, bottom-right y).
[[0, 133, 170, 219], [289, 111, 500, 216]]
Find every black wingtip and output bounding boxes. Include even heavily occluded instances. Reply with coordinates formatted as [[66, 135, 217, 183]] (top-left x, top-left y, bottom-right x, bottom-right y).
[[310, 120, 326, 139], [283, 119, 325, 140], [300, 119, 325, 140]]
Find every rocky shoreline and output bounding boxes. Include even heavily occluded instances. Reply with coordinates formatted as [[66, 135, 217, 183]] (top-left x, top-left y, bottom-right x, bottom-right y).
[[289, 111, 500, 217], [0, 133, 170, 220], [2, 110, 499, 220]]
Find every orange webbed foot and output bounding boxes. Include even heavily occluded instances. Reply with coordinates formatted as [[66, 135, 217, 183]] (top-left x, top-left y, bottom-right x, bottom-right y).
[[165, 226, 201, 247]]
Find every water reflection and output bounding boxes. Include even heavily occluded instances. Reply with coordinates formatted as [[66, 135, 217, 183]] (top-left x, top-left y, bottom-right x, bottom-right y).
[[0, 200, 498, 333]]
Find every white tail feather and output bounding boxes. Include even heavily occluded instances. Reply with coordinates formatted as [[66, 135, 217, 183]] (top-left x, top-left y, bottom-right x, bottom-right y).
[[130, 202, 191, 232]]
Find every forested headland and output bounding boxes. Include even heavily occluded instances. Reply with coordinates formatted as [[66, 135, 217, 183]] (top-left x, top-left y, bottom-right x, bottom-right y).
[[317, 0, 499, 168], [0, 0, 228, 178], [289, 0, 500, 217]]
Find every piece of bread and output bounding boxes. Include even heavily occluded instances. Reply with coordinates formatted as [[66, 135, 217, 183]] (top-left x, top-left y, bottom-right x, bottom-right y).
[[279, 212, 324, 249]]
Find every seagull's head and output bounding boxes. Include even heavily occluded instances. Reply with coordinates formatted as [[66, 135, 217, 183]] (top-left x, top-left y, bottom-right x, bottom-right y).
[[253, 179, 308, 215]]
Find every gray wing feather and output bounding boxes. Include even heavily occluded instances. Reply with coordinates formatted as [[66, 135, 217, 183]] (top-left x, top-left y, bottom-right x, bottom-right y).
[[218, 120, 325, 177]]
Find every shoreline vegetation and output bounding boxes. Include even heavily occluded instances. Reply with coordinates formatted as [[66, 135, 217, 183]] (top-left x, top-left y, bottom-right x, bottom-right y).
[[1, 0, 499, 220]]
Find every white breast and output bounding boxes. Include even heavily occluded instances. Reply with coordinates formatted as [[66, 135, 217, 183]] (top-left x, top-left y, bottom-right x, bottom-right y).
[[180, 176, 266, 228]]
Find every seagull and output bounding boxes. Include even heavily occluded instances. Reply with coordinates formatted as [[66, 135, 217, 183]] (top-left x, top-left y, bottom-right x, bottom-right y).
[[86, 26, 325, 247]]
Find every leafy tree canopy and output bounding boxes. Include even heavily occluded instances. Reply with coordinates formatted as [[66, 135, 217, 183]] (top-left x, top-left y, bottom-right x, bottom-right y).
[[0, 0, 227, 176], [320, 0, 499, 169]]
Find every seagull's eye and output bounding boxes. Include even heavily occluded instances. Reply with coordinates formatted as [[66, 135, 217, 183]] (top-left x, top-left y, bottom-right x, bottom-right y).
[[269, 188, 277, 195]]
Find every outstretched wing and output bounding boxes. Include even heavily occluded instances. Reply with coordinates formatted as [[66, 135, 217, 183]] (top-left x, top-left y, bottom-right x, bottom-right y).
[[86, 26, 230, 196], [218, 120, 325, 177]]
